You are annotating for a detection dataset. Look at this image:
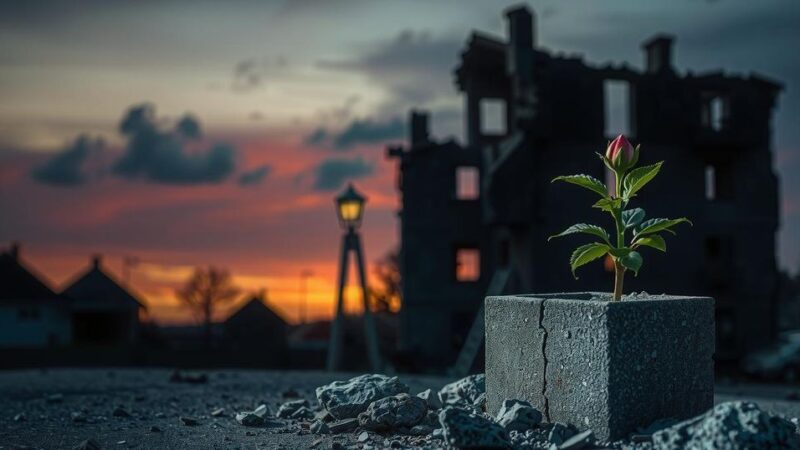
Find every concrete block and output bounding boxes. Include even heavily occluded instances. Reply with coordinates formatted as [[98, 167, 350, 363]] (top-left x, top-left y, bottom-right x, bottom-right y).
[[485, 292, 714, 440]]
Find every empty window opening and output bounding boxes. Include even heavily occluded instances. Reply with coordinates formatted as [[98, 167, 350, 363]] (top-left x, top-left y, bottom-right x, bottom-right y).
[[480, 99, 507, 135], [455, 247, 480, 282], [704, 163, 734, 201], [702, 95, 729, 131], [604, 80, 632, 138], [456, 166, 480, 200]]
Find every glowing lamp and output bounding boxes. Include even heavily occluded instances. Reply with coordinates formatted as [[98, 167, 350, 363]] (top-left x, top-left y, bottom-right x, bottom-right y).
[[335, 183, 366, 230]]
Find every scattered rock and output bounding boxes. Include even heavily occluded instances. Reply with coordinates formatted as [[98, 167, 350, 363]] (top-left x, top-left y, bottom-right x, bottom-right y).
[[358, 431, 370, 442], [112, 407, 130, 418], [71, 411, 88, 423], [277, 399, 310, 418], [72, 439, 101, 450], [46, 393, 64, 404], [309, 438, 323, 448], [358, 393, 428, 431], [210, 408, 225, 417], [169, 369, 208, 384], [331, 443, 345, 450], [236, 412, 265, 427], [652, 401, 800, 450], [180, 416, 199, 426], [291, 406, 315, 420], [409, 424, 435, 436], [558, 429, 594, 450], [495, 399, 542, 432], [438, 374, 485, 407], [13, 412, 26, 422], [115, 441, 126, 445], [310, 419, 330, 434], [253, 404, 270, 418], [314, 409, 333, 422], [328, 418, 359, 434], [438, 406, 510, 449], [417, 389, 442, 410], [315, 374, 409, 419], [547, 423, 577, 446], [150, 425, 162, 432], [154, 412, 166, 419]]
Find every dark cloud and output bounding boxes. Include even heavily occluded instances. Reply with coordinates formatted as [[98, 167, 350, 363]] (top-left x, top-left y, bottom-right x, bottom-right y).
[[306, 117, 405, 150], [238, 164, 272, 186], [232, 56, 289, 92], [112, 103, 236, 184], [31, 135, 102, 186], [312, 156, 374, 191]]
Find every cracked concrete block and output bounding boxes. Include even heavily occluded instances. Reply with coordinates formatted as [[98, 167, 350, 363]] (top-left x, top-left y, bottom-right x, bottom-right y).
[[485, 292, 714, 441]]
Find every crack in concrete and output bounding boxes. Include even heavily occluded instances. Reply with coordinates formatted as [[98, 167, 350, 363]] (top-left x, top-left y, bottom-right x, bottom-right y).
[[539, 298, 551, 422]]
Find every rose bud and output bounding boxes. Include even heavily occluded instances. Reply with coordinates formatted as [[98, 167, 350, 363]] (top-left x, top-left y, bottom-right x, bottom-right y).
[[606, 134, 637, 171]]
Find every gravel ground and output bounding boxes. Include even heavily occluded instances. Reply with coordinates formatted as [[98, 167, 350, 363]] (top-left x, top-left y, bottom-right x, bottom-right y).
[[0, 369, 798, 450]]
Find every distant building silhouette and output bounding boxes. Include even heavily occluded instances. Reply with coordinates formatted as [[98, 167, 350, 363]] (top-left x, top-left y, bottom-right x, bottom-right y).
[[389, 6, 783, 369], [0, 244, 71, 348], [224, 293, 288, 365], [61, 255, 145, 345]]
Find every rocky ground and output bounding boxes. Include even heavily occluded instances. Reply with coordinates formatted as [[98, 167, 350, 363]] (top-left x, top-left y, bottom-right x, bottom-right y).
[[0, 369, 799, 450]]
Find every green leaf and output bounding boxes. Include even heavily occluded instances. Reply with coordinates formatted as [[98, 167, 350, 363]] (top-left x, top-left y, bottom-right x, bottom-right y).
[[548, 224, 611, 245], [592, 197, 623, 213], [634, 234, 667, 252], [621, 208, 646, 229], [618, 251, 643, 275], [635, 218, 693, 238], [552, 174, 609, 199], [608, 247, 632, 258], [569, 242, 610, 279], [622, 162, 663, 200]]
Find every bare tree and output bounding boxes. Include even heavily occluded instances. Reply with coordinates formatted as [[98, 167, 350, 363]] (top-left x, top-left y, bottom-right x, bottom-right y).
[[369, 249, 401, 313], [176, 267, 240, 347]]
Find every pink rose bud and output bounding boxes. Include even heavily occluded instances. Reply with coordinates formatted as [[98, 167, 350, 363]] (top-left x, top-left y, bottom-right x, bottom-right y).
[[606, 134, 636, 170]]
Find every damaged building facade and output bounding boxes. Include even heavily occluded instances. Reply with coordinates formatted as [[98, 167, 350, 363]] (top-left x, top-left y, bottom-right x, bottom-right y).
[[388, 6, 782, 369]]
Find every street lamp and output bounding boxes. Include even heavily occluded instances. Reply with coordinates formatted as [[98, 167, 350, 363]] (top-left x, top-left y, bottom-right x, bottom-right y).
[[326, 183, 382, 372]]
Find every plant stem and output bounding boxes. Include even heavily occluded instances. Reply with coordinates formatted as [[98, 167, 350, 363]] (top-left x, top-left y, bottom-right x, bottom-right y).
[[613, 261, 625, 301], [613, 169, 625, 301]]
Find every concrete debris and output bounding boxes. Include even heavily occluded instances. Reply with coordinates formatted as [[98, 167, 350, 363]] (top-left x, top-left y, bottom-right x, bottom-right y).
[[652, 401, 800, 450], [291, 406, 315, 420], [547, 423, 577, 446], [235, 405, 270, 427], [438, 374, 485, 407], [13, 412, 26, 422], [210, 408, 225, 417], [328, 418, 359, 434], [496, 399, 542, 432], [438, 406, 510, 449], [358, 393, 428, 431], [315, 374, 409, 419], [358, 431, 370, 442], [310, 419, 330, 434], [558, 429, 594, 450], [277, 399, 310, 418], [71, 411, 88, 423], [417, 389, 442, 410], [180, 416, 199, 426]]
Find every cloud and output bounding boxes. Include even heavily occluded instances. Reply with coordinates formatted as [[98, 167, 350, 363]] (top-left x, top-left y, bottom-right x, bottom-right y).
[[312, 156, 374, 191], [31, 135, 103, 186], [306, 117, 405, 150], [112, 103, 236, 184], [232, 56, 289, 92], [238, 164, 272, 186]]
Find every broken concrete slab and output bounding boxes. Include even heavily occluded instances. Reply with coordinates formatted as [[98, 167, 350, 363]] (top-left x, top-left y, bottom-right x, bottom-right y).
[[417, 389, 442, 410], [358, 393, 428, 431], [438, 406, 510, 449], [328, 418, 359, 434], [485, 292, 714, 441], [438, 374, 485, 407], [495, 399, 542, 432], [277, 399, 310, 418], [315, 374, 409, 419], [652, 401, 800, 449]]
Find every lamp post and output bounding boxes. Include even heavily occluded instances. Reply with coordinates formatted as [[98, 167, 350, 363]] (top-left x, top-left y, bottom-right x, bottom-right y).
[[326, 183, 382, 372]]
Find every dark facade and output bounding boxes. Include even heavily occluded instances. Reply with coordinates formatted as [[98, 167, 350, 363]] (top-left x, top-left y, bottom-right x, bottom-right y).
[[224, 294, 289, 366], [389, 6, 782, 368]]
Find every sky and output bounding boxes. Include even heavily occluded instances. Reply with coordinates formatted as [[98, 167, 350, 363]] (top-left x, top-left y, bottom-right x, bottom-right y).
[[1, 0, 798, 325]]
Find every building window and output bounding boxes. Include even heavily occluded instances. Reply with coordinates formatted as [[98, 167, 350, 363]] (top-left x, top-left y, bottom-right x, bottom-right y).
[[480, 98, 506, 135], [706, 235, 734, 289], [702, 95, 730, 131], [455, 166, 479, 200], [604, 80, 633, 138], [704, 163, 734, 201], [455, 247, 480, 282], [18, 307, 41, 321]]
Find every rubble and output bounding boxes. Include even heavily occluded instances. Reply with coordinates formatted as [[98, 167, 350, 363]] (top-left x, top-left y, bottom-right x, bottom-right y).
[[277, 399, 310, 418], [652, 401, 800, 449], [438, 406, 510, 449], [358, 393, 428, 431], [495, 399, 542, 432], [328, 418, 359, 434], [310, 419, 330, 434], [438, 374, 485, 407], [235, 404, 270, 427], [291, 406, 315, 420], [558, 429, 595, 450], [210, 408, 225, 417], [180, 416, 199, 426], [71, 411, 87, 423], [315, 374, 409, 419], [547, 423, 577, 446], [417, 389, 442, 410]]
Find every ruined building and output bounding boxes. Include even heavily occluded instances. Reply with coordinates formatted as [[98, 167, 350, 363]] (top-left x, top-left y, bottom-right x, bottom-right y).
[[388, 6, 782, 369]]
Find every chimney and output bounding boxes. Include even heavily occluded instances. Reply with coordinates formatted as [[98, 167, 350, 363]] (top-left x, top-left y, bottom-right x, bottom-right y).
[[92, 254, 102, 269], [409, 110, 429, 146], [9, 241, 20, 261], [505, 5, 535, 83], [642, 34, 675, 74]]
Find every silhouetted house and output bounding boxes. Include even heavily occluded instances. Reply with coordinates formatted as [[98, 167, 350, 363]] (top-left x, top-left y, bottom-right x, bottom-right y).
[[224, 294, 288, 365], [61, 255, 145, 346], [0, 244, 72, 348], [389, 6, 782, 368]]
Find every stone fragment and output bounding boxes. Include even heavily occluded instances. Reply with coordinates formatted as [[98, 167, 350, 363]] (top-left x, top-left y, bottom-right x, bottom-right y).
[[495, 399, 542, 432], [310, 419, 329, 434], [112, 407, 130, 418], [14, 412, 26, 422], [409, 424, 434, 436], [358, 431, 370, 442], [652, 401, 800, 450], [277, 399, 310, 418], [314, 409, 332, 422], [438, 374, 485, 407], [328, 418, 359, 434], [180, 416, 199, 426], [417, 389, 442, 410], [210, 408, 225, 417], [291, 406, 314, 420], [558, 429, 594, 450], [46, 393, 64, 404], [72, 439, 101, 450], [71, 411, 88, 423], [438, 406, 509, 449], [236, 411, 265, 427], [358, 393, 427, 431], [547, 423, 576, 446], [315, 374, 409, 419]]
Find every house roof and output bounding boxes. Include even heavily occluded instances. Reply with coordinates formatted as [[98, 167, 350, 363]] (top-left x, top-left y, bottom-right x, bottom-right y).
[[225, 296, 287, 329], [0, 247, 61, 302], [61, 256, 145, 310]]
